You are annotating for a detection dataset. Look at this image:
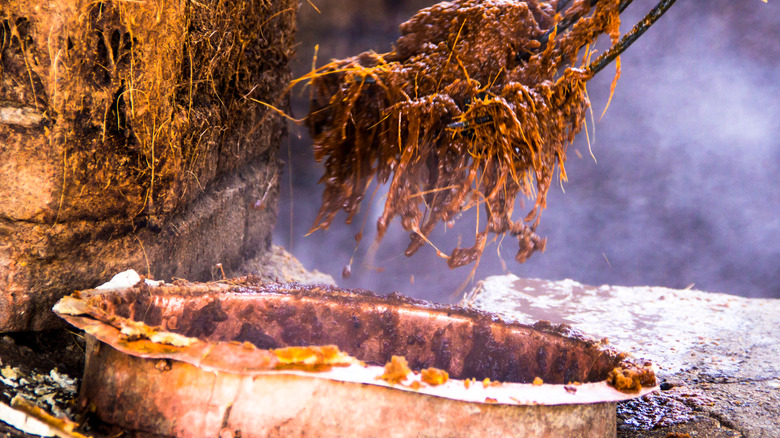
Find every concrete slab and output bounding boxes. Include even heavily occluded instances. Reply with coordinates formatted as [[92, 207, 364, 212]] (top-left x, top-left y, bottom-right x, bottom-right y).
[[462, 275, 780, 437]]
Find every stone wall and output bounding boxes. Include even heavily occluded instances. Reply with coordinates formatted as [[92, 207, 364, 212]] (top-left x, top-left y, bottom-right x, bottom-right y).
[[0, 0, 296, 331]]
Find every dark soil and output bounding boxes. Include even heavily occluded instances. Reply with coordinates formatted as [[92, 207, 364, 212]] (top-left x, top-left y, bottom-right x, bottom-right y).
[[0, 331, 84, 379], [0, 330, 84, 437]]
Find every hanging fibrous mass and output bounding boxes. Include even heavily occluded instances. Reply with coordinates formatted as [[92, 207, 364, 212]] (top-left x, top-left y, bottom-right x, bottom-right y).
[[298, 0, 672, 269]]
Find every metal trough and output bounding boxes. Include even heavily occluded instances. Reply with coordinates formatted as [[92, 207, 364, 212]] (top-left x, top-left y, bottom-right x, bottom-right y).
[[54, 278, 656, 437]]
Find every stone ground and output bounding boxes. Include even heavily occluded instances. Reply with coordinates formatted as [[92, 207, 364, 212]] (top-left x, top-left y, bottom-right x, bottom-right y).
[[463, 275, 780, 438], [0, 267, 775, 437]]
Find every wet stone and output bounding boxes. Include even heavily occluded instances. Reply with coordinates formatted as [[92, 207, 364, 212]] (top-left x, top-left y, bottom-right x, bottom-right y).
[[464, 275, 780, 437]]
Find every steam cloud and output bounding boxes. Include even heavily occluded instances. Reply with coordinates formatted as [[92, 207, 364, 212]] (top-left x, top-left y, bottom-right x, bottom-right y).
[[275, 0, 780, 301]]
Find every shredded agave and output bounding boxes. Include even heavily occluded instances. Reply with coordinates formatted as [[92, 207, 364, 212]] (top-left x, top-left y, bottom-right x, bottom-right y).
[[300, 0, 623, 268]]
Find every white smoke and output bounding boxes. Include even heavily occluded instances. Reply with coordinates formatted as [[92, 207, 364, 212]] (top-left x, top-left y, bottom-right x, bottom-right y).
[[274, 0, 780, 300]]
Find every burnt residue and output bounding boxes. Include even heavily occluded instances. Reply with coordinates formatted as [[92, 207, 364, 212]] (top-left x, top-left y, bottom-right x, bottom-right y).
[[378, 308, 401, 361], [463, 322, 516, 381], [74, 279, 653, 387], [430, 328, 453, 371], [132, 292, 163, 327], [183, 299, 228, 338], [233, 322, 280, 349]]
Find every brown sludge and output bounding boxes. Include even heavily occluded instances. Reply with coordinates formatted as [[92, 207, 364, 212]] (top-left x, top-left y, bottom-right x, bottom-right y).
[[607, 363, 657, 393], [272, 345, 355, 371], [302, 0, 623, 268], [421, 367, 449, 386], [378, 355, 412, 384]]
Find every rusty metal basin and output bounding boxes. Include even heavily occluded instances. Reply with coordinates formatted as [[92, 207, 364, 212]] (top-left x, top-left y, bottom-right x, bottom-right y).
[[53, 277, 657, 437]]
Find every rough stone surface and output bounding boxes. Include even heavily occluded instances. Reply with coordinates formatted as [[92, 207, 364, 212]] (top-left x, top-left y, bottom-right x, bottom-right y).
[[0, 0, 295, 331], [0, 149, 281, 332], [235, 245, 336, 286], [463, 275, 780, 438]]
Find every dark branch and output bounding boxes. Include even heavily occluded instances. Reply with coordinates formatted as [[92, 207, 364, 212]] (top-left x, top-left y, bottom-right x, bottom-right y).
[[586, 0, 678, 76], [518, 0, 635, 62]]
